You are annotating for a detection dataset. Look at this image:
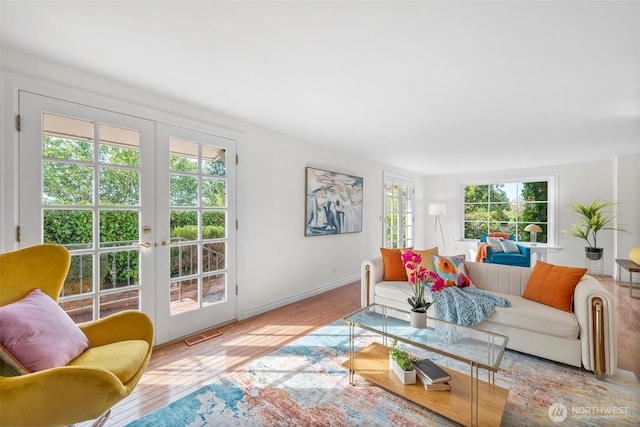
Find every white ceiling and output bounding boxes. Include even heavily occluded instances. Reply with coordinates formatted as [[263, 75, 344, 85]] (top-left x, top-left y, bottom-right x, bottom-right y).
[[2, 1, 639, 176]]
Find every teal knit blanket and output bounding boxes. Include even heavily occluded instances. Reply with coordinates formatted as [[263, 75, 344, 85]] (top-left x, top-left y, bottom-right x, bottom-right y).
[[432, 286, 511, 327]]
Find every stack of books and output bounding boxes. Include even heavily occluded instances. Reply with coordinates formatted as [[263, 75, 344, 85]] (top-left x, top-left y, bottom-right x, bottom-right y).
[[412, 358, 452, 391]]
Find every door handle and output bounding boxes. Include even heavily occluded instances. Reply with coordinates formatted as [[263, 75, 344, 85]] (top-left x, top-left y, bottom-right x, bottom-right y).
[[162, 240, 178, 247], [133, 242, 151, 249]]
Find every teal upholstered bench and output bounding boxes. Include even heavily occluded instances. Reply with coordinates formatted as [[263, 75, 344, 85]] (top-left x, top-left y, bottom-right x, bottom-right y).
[[480, 234, 531, 268]]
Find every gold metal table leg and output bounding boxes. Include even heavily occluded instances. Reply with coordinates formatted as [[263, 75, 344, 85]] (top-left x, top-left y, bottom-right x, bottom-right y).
[[470, 362, 479, 427], [349, 322, 355, 385]]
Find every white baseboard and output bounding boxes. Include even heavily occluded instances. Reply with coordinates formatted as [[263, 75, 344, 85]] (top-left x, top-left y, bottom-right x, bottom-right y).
[[240, 275, 359, 320]]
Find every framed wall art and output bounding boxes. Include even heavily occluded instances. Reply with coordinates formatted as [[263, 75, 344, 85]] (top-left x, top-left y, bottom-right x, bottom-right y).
[[305, 166, 363, 236]]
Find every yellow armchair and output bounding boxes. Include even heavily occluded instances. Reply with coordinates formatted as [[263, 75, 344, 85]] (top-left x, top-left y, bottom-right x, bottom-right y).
[[0, 244, 154, 426]]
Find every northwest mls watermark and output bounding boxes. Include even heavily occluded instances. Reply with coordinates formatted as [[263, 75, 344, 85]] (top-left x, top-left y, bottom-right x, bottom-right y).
[[548, 402, 631, 423]]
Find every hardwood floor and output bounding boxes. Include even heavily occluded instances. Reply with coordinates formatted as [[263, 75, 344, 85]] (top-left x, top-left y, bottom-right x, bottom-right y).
[[91, 275, 638, 427], [91, 282, 362, 427]]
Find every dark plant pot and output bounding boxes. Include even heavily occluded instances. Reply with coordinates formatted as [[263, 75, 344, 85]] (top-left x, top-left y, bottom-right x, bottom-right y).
[[585, 247, 604, 261]]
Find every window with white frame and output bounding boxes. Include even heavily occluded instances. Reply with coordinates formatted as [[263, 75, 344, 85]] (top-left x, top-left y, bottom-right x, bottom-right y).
[[383, 172, 413, 248], [461, 176, 556, 244]]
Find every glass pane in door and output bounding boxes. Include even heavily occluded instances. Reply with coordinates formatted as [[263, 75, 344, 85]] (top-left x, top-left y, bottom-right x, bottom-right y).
[[168, 137, 228, 315], [40, 112, 145, 322]]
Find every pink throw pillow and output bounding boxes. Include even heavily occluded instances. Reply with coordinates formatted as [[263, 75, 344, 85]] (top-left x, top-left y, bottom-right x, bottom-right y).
[[0, 289, 89, 373]]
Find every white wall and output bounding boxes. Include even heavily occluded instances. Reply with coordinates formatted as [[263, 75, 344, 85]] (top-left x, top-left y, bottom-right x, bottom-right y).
[[614, 154, 640, 276], [0, 72, 6, 252], [236, 123, 425, 317], [0, 48, 425, 320], [423, 158, 640, 276]]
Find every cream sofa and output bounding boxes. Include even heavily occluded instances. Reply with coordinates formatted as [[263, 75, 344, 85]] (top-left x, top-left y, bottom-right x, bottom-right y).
[[361, 257, 617, 377]]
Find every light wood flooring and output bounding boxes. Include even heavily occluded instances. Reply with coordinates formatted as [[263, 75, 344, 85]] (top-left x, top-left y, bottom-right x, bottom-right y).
[[90, 275, 638, 427]]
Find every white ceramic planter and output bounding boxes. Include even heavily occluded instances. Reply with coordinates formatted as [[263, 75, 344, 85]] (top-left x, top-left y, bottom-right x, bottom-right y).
[[410, 310, 427, 328], [389, 355, 416, 384]]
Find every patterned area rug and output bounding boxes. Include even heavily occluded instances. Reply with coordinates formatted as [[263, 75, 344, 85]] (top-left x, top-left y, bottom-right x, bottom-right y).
[[127, 321, 639, 426]]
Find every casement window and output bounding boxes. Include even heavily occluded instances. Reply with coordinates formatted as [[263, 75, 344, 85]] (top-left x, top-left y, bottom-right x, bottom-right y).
[[383, 172, 414, 248], [461, 176, 556, 245]]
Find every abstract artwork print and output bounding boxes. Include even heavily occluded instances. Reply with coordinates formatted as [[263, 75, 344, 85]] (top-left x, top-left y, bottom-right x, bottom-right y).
[[305, 167, 363, 236]]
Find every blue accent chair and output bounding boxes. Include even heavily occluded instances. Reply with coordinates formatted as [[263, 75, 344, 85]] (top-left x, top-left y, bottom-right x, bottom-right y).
[[480, 234, 531, 267]]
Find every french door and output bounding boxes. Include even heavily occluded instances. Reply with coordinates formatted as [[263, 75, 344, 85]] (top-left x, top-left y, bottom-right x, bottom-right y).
[[154, 123, 236, 342], [18, 91, 236, 344]]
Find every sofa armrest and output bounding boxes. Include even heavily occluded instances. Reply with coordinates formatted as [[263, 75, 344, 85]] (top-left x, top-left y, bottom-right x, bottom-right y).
[[573, 276, 617, 376], [361, 257, 384, 307], [486, 246, 494, 258], [516, 244, 531, 258]]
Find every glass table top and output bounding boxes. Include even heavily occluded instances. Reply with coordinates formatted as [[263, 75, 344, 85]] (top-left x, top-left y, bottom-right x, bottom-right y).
[[342, 304, 509, 371]]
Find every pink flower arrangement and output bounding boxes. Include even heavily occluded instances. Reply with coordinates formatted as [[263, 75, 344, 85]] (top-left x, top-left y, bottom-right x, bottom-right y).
[[401, 250, 446, 312], [430, 274, 448, 293]]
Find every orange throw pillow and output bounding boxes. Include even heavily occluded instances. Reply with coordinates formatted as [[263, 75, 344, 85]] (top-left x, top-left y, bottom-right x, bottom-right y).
[[380, 248, 412, 281], [522, 261, 587, 312], [401, 248, 440, 277]]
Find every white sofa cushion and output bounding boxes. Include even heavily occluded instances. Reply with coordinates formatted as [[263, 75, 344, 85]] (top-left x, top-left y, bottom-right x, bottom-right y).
[[376, 281, 410, 301], [376, 281, 436, 304], [485, 291, 580, 340]]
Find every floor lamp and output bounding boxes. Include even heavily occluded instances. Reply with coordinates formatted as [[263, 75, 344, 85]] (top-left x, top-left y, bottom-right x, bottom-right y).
[[428, 203, 446, 253]]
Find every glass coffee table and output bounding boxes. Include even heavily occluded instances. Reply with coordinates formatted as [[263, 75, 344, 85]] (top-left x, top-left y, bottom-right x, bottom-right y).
[[341, 304, 509, 427]]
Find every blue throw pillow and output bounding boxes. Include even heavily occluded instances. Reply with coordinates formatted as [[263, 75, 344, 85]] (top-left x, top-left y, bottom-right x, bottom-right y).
[[499, 240, 521, 254]]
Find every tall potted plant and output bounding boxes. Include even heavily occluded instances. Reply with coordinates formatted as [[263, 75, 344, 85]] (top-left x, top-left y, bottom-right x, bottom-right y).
[[563, 199, 628, 260]]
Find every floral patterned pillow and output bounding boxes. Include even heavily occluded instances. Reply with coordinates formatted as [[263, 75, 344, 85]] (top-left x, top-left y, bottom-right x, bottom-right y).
[[432, 254, 472, 288]]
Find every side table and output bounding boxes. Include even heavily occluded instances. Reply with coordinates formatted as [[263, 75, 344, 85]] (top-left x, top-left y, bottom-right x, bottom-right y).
[[615, 259, 640, 299]]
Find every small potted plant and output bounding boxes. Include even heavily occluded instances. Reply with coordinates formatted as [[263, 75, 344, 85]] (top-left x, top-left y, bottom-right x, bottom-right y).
[[389, 340, 416, 384], [562, 199, 628, 260]]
